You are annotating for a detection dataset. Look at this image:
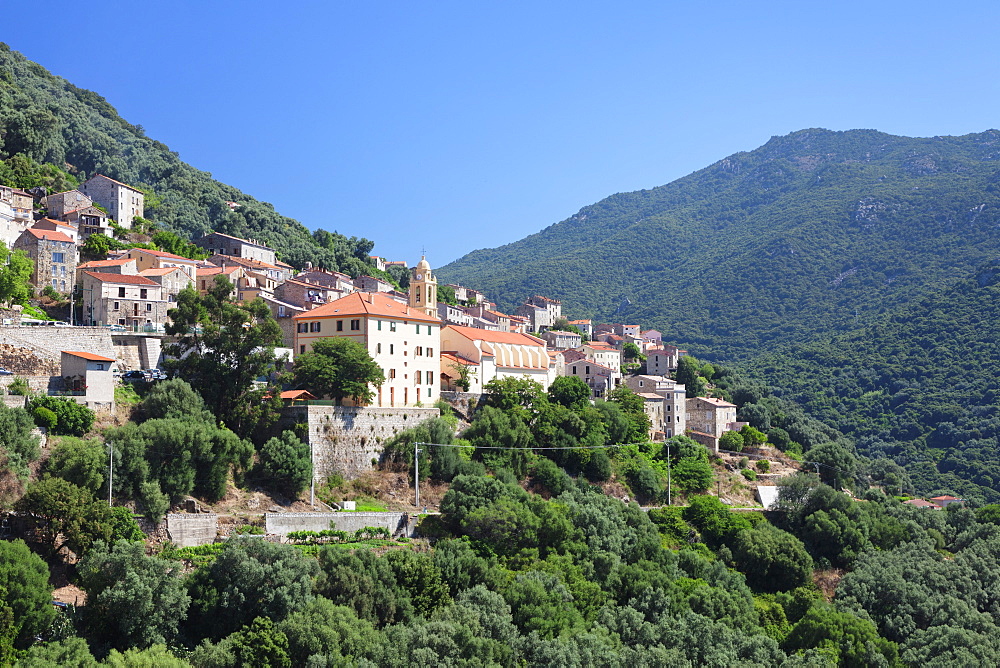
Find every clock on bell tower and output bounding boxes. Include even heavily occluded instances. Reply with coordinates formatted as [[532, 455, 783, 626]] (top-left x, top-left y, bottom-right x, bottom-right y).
[[408, 256, 438, 317]]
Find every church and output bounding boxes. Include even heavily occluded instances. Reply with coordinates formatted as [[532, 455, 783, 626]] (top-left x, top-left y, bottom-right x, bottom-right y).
[[291, 257, 441, 407]]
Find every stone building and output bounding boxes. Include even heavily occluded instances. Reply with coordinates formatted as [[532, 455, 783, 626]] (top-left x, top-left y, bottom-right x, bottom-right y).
[[124, 248, 200, 281], [686, 396, 745, 453], [32, 219, 79, 243], [623, 375, 687, 438], [564, 358, 619, 398], [354, 275, 394, 293], [79, 271, 169, 327], [275, 277, 348, 309], [196, 265, 244, 295], [14, 227, 78, 295], [79, 174, 144, 228], [196, 231, 276, 266], [44, 190, 91, 219], [139, 266, 192, 303], [541, 329, 582, 350], [515, 295, 562, 332]]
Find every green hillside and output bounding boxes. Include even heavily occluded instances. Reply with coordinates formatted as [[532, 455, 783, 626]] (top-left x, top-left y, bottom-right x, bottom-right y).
[[0, 43, 376, 274], [439, 128, 1000, 360], [747, 261, 1000, 501]]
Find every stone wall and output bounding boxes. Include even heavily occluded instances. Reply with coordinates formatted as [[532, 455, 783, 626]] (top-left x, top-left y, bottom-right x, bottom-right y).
[[0, 326, 116, 362], [282, 405, 439, 480], [165, 513, 218, 547], [265, 511, 414, 538]]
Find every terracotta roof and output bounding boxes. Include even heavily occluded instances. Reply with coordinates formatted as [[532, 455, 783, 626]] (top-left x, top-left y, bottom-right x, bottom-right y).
[[443, 325, 545, 347], [140, 267, 186, 276], [77, 259, 133, 269], [82, 271, 158, 286], [280, 389, 316, 400], [22, 228, 73, 243], [568, 319, 591, 325], [929, 495, 961, 501], [904, 499, 942, 509], [561, 350, 586, 363], [569, 359, 617, 373], [85, 174, 143, 192], [691, 396, 737, 408], [35, 218, 76, 230], [637, 392, 664, 400], [197, 266, 241, 277], [292, 291, 440, 323], [586, 342, 617, 351], [441, 352, 477, 366], [62, 351, 116, 362], [128, 248, 198, 262], [275, 260, 293, 268], [531, 295, 560, 303]]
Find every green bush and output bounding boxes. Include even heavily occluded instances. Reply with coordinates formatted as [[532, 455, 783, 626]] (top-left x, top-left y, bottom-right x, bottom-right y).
[[741, 468, 757, 481], [28, 396, 94, 436], [757, 459, 771, 473], [7, 377, 28, 396], [32, 406, 57, 431]]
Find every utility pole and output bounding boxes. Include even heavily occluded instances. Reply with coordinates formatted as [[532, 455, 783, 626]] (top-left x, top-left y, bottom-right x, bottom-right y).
[[414, 442, 423, 508], [107, 442, 113, 507], [309, 437, 315, 508]]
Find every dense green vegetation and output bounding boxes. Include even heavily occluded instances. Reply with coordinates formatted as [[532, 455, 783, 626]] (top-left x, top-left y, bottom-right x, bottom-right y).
[[0, 43, 381, 273], [440, 128, 1000, 361], [749, 261, 1000, 502]]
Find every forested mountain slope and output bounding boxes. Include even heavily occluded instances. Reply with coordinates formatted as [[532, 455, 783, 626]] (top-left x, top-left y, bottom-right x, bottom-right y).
[[0, 43, 375, 273], [748, 261, 1000, 501], [440, 128, 1000, 360]]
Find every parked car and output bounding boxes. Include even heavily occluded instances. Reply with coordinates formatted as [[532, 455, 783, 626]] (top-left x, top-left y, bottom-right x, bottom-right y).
[[109, 324, 127, 332], [0, 367, 12, 376], [43, 321, 71, 327], [122, 370, 145, 380]]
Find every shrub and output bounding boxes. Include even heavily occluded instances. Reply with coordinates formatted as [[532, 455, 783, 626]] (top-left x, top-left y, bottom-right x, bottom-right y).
[[741, 468, 757, 481], [7, 377, 28, 396], [28, 396, 94, 436], [42, 285, 60, 300], [757, 459, 771, 473], [33, 406, 57, 431]]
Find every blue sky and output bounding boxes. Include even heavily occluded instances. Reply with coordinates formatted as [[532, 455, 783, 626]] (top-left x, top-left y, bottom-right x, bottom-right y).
[[6, 1, 1000, 266]]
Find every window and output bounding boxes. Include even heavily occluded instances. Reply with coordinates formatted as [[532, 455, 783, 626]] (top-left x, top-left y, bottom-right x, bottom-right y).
[[336, 320, 343, 331], [389, 321, 397, 332], [113, 301, 120, 310], [300, 345, 306, 354], [377, 320, 382, 331], [376, 343, 382, 354], [52, 252, 64, 263], [414, 370, 422, 384], [118, 287, 126, 298], [146, 303, 152, 312], [415, 346, 423, 356], [389, 344, 394, 355], [586, 366, 591, 374], [416, 324, 421, 334], [427, 348, 433, 357], [389, 369, 396, 379], [297, 323, 306, 333], [118, 318, 126, 325], [427, 387, 432, 398], [51, 279, 57, 288], [96, 364, 104, 370], [350, 319, 360, 331], [310, 321, 321, 332], [140, 289, 148, 299]]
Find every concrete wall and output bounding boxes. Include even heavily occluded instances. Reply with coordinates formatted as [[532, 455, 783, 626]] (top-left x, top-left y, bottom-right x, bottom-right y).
[[282, 405, 439, 480], [0, 326, 116, 362], [265, 511, 414, 537], [165, 513, 218, 547]]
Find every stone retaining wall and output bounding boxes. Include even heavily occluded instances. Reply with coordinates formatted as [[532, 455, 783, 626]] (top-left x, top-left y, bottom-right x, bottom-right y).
[[282, 405, 439, 481], [265, 511, 415, 538], [165, 513, 218, 547]]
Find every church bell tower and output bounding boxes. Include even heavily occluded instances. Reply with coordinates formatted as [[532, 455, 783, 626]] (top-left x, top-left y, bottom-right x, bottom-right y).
[[408, 256, 438, 317]]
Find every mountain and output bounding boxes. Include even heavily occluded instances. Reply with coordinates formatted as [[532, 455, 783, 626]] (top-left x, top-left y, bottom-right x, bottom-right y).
[[0, 43, 379, 275], [439, 128, 1000, 360], [748, 260, 1000, 501]]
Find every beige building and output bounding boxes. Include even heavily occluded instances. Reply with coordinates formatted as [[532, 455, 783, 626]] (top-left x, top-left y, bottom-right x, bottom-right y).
[[441, 325, 551, 391], [292, 291, 441, 407], [124, 248, 200, 281], [582, 342, 622, 370], [196, 232, 276, 265], [564, 358, 619, 398], [61, 351, 116, 412]]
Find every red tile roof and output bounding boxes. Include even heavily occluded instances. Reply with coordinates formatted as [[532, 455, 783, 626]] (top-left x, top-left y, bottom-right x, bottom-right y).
[[82, 271, 158, 286], [35, 218, 76, 230], [140, 267, 186, 276], [442, 325, 545, 347], [63, 351, 116, 362], [77, 259, 133, 269], [280, 389, 316, 400], [128, 248, 198, 262], [292, 291, 440, 323], [22, 228, 73, 243]]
